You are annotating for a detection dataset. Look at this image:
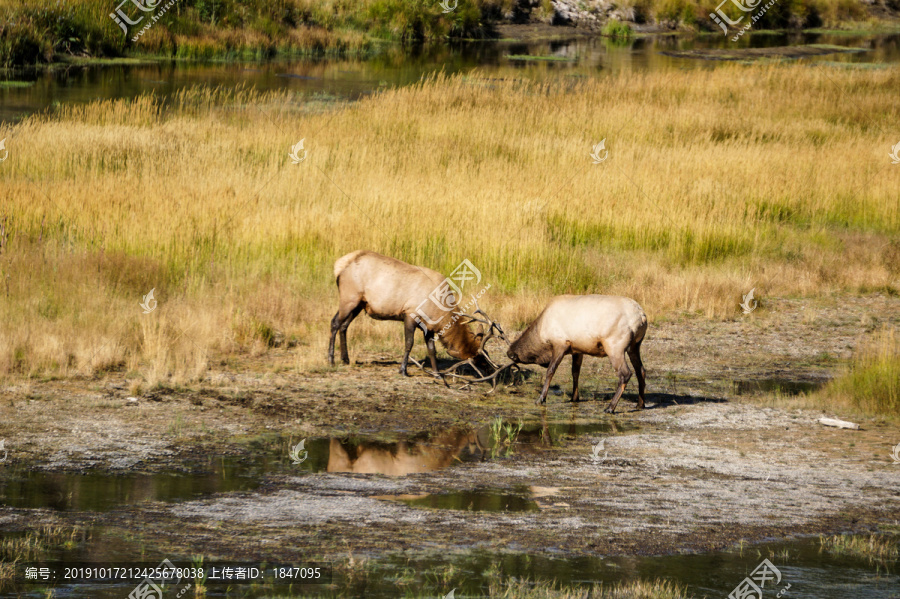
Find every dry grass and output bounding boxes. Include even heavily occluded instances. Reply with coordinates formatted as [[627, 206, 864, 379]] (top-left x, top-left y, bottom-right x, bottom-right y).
[[0, 65, 898, 385], [0, 525, 85, 585]]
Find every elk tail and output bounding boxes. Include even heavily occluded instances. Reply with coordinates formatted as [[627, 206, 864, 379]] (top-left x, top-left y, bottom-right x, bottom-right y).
[[333, 250, 365, 282]]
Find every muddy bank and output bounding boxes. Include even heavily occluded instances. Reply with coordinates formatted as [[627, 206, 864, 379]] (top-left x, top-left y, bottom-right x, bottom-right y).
[[0, 293, 898, 563], [4, 293, 897, 470], [75, 399, 896, 563]]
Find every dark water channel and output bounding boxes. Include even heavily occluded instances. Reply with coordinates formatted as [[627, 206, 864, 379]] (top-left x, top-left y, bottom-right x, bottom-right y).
[[2, 31, 899, 123]]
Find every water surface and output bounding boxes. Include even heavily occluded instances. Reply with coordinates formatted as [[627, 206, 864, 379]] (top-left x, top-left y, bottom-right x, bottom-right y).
[[2, 31, 898, 123]]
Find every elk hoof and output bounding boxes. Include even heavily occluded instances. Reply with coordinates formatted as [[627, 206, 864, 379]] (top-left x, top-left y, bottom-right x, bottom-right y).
[[604, 406, 615, 414]]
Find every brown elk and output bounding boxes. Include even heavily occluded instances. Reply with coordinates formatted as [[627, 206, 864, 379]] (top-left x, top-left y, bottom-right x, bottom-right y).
[[328, 250, 489, 376], [506, 295, 648, 413]]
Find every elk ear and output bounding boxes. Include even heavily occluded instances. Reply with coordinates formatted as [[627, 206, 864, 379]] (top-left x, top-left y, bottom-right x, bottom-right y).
[[476, 323, 485, 336]]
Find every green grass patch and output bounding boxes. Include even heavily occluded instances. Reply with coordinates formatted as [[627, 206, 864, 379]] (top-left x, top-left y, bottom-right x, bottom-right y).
[[504, 54, 576, 62], [602, 19, 634, 39], [817, 327, 900, 418]]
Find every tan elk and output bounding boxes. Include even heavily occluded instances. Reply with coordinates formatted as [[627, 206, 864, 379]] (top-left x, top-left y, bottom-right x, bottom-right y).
[[506, 295, 648, 413], [328, 250, 489, 376]]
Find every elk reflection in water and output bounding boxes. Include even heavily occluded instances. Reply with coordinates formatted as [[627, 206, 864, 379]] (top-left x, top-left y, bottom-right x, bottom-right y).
[[324, 421, 607, 476], [326, 430, 484, 476]]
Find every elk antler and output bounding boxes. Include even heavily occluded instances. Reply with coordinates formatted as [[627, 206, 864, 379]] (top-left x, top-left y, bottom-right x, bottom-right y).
[[453, 299, 510, 363], [410, 303, 522, 391], [442, 361, 524, 392], [454, 300, 508, 340]]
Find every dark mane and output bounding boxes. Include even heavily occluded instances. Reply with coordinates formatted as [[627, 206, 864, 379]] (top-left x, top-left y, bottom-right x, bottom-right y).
[[438, 313, 481, 359]]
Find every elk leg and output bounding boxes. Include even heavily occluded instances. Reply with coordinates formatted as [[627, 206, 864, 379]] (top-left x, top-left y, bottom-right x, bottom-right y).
[[399, 317, 417, 376], [537, 345, 569, 406], [329, 303, 363, 365], [339, 305, 364, 364], [328, 313, 341, 366], [424, 331, 448, 386], [605, 352, 633, 414], [570, 353, 584, 403], [628, 342, 646, 409]]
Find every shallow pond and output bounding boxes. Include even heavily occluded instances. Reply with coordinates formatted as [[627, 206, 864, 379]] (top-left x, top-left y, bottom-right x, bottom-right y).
[[0, 419, 630, 511], [0, 416, 896, 597]]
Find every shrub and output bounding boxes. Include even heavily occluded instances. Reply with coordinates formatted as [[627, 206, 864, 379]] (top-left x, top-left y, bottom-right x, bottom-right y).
[[602, 18, 634, 38]]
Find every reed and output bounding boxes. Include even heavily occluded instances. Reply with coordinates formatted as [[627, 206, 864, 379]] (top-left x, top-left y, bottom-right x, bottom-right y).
[[819, 533, 899, 564], [488, 577, 695, 598]]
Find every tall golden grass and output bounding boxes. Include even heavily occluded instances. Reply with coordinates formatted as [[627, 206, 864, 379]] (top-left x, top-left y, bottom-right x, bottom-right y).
[[0, 65, 898, 381]]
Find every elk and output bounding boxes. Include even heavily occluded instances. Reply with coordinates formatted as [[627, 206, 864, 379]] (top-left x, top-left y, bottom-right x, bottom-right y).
[[506, 295, 648, 413], [328, 250, 489, 376]]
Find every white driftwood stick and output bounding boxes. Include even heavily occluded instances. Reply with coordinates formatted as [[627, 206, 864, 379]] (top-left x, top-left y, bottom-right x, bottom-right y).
[[818, 417, 859, 430]]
